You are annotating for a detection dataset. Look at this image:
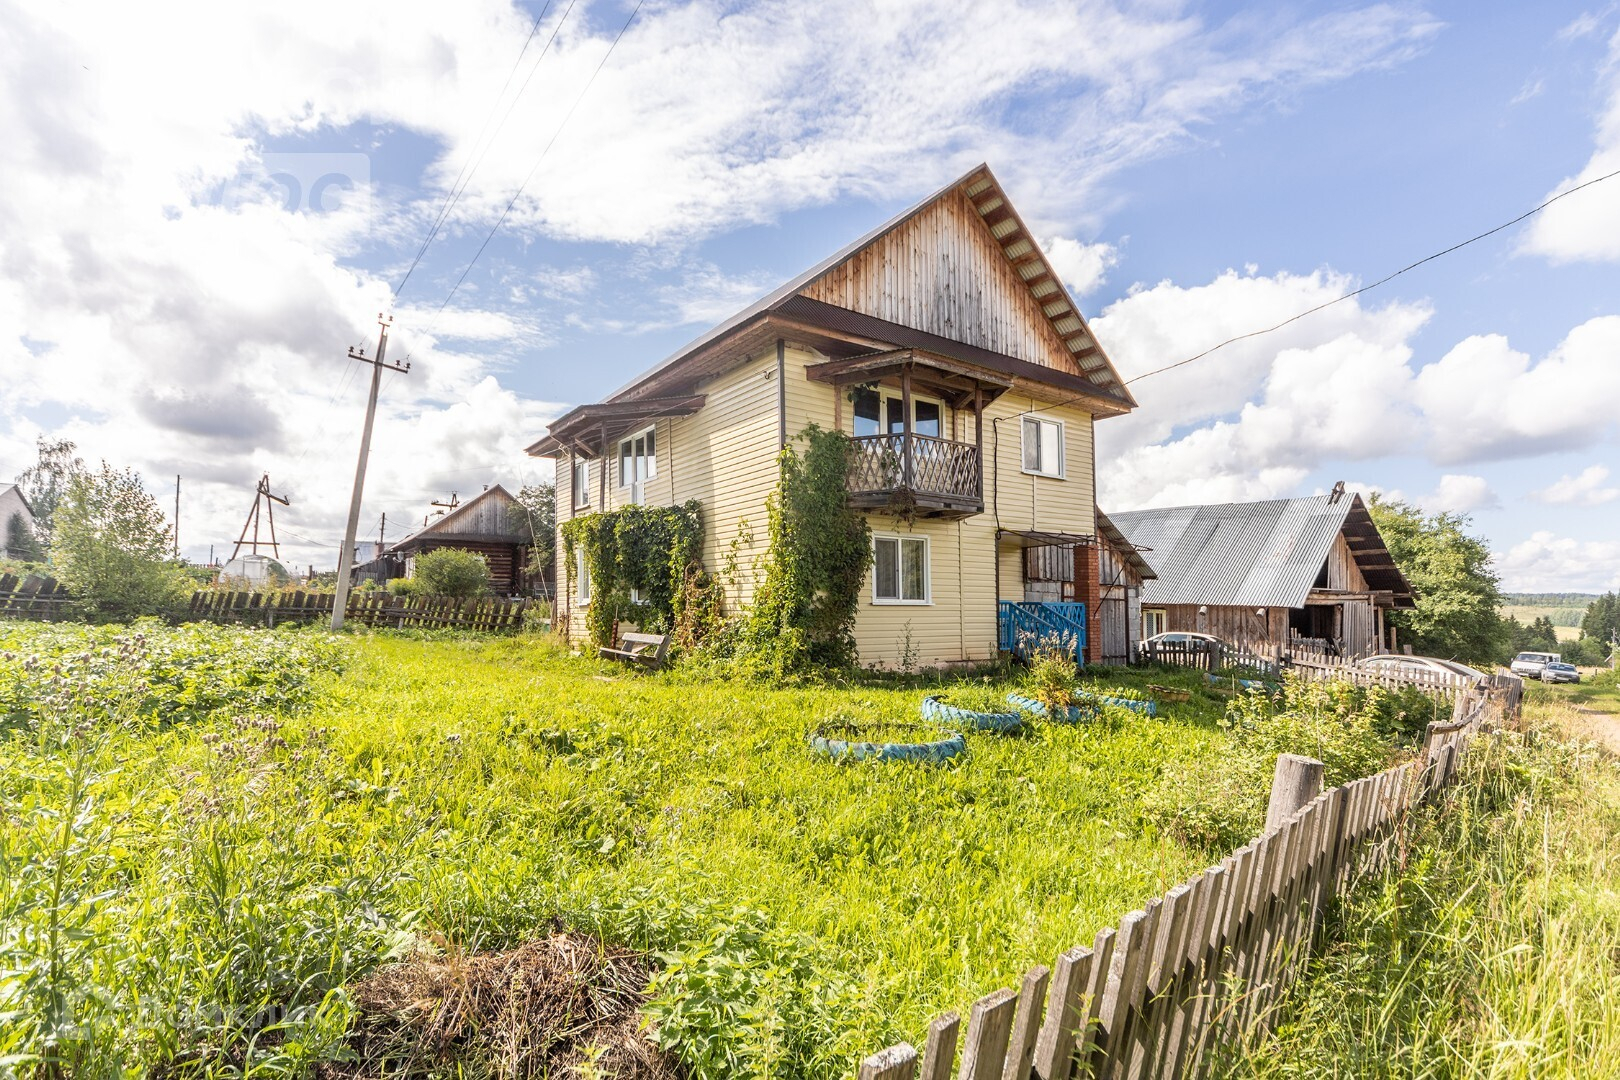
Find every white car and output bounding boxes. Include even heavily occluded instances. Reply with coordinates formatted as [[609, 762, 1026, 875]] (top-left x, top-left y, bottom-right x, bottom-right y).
[[1510, 651, 1561, 679], [1358, 654, 1486, 684], [1142, 632, 1226, 648]]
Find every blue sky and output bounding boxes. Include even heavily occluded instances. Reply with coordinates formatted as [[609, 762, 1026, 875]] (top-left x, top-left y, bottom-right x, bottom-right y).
[[3, 0, 1617, 590]]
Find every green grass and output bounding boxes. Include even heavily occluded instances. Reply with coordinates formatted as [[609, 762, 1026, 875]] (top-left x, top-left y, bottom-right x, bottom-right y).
[[1, 623, 1246, 1077], [1234, 699, 1620, 1078]]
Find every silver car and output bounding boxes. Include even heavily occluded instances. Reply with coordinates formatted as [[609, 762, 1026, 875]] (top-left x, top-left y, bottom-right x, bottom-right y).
[[1358, 654, 1486, 684], [1541, 661, 1581, 684]]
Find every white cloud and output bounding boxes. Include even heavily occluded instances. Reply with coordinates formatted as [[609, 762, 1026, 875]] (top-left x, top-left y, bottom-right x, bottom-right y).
[[1531, 464, 1620, 506], [1496, 530, 1620, 593], [1094, 268, 1431, 508], [1412, 317, 1620, 463], [1043, 237, 1121, 297], [1521, 25, 1620, 261], [1419, 474, 1499, 514], [0, 0, 1447, 566]]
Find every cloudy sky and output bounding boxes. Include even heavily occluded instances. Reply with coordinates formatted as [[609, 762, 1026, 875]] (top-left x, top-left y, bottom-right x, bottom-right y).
[[3, 0, 1617, 591]]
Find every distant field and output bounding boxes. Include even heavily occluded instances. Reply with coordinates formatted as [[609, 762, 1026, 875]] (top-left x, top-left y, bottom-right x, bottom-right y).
[[1500, 605, 1585, 640], [1500, 593, 1597, 631]]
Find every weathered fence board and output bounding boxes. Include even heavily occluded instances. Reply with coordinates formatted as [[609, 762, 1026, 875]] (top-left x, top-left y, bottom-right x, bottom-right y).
[[181, 589, 531, 631], [859, 675, 1521, 1080], [0, 573, 72, 620]]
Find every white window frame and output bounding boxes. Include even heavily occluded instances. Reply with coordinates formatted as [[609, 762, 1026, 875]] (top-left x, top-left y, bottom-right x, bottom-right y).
[[574, 548, 591, 605], [617, 424, 657, 496], [872, 534, 931, 605], [1021, 415, 1066, 478], [572, 459, 591, 510], [1143, 608, 1166, 638]]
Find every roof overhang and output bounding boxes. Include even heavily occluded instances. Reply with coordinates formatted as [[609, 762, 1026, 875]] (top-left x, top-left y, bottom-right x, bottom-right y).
[[804, 347, 1014, 409], [1096, 509, 1157, 580], [527, 395, 707, 457], [1340, 495, 1416, 609], [1001, 529, 1096, 549]]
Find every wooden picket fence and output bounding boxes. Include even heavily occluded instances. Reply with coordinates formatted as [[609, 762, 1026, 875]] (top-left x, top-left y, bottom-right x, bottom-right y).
[[1138, 639, 1472, 699], [855, 674, 1522, 1080], [186, 589, 532, 631], [0, 573, 72, 620]]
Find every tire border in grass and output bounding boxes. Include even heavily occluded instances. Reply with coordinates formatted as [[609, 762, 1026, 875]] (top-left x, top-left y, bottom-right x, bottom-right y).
[[920, 694, 1023, 733], [1005, 692, 1101, 724], [808, 722, 968, 764]]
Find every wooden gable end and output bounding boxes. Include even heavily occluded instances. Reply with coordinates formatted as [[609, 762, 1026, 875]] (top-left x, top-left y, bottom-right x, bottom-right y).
[[422, 486, 526, 542], [795, 179, 1120, 395]]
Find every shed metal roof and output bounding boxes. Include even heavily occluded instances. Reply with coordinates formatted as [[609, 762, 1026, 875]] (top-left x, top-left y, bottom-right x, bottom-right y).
[[1109, 493, 1413, 609]]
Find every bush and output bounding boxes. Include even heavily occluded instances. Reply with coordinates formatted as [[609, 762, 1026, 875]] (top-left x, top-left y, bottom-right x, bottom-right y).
[[410, 549, 490, 598], [1143, 676, 1401, 850], [50, 463, 189, 618]]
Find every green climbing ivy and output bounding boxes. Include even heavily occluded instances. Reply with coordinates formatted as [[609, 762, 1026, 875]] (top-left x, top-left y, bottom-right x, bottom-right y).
[[560, 500, 705, 648], [741, 425, 872, 678]]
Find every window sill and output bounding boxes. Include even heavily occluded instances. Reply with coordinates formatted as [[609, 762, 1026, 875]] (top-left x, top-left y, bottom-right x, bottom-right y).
[[872, 598, 933, 606], [1021, 468, 1066, 480]]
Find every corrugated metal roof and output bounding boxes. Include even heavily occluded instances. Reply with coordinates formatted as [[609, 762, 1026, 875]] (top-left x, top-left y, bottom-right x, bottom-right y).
[[1110, 494, 1375, 609]]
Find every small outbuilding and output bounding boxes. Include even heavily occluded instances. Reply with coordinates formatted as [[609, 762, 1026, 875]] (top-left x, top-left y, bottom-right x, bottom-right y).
[[388, 485, 539, 596], [1016, 510, 1157, 665], [0, 485, 39, 559], [1110, 490, 1414, 659]]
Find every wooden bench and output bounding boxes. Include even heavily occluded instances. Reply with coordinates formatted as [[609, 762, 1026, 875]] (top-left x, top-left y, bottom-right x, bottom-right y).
[[599, 631, 669, 668]]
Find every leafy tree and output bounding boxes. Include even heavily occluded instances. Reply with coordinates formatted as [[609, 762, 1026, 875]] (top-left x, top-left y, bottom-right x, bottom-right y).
[[16, 436, 84, 547], [512, 481, 557, 575], [1580, 592, 1618, 648], [1368, 495, 1505, 665], [5, 511, 44, 562], [51, 463, 188, 617], [411, 548, 490, 598]]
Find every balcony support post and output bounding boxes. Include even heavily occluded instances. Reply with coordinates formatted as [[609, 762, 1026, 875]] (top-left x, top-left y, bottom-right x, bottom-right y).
[[901, 364, 914, 490], [973, 383, 984, 501]]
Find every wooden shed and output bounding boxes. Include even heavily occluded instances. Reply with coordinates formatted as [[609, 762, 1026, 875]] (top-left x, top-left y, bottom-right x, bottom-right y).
[[1110, 491, 1414, 659], [388, 485, 538, 596]]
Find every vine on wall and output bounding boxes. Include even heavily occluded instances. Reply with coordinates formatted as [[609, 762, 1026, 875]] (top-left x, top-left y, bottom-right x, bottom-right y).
[[741, 425, 872, 678], [560, 500, 705, 648]]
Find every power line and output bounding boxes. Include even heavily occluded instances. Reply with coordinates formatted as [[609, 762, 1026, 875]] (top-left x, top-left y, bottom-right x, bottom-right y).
[[1125, 165, 1620, 387], [393, 0, 576, 299], [422, 0, 646, 336]]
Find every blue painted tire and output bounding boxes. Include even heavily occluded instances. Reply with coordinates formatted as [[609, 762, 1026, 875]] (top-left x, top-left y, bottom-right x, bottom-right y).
[[1204, 672, 1279, 693], [1074, 690, 1158, 717], [809, 724, 967, 764], [1005, 692, 1099, 724], [921, 695, 1023, 733]]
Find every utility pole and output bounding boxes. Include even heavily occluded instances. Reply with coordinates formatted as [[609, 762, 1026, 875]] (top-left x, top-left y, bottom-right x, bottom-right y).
[[379, 513, 386, 552], [173, 475, 181, 559], [331, 314, 409, 630]]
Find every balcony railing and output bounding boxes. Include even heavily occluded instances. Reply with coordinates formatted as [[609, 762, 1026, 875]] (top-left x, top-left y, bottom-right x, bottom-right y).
[[848, 433, 982, 515]]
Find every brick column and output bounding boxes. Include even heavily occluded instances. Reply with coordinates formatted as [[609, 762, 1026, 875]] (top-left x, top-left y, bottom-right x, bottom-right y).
[[1074, 543, 1103, 665]]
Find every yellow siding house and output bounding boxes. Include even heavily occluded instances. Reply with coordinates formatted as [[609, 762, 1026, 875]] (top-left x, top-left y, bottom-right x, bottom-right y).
[[528, 165, 1139, 667]]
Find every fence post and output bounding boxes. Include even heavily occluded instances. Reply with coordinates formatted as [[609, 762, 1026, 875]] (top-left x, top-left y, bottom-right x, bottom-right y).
[[1264, 754, 1324, 833]]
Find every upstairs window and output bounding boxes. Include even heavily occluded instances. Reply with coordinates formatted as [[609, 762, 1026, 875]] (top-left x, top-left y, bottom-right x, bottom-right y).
[[852, 387, 943, 439], [572, 459, 590, 509], [873, 535, 929, 604], [1022, 416, 1065, 478], [619, 426, 656, 500]]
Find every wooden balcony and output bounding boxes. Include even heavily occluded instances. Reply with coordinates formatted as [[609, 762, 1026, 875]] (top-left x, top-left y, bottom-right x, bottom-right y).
[[848, 433, 983, 519]]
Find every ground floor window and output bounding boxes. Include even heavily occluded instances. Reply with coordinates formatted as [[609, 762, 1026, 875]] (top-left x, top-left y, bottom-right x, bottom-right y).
[[873, 534, 929, 604], [1143, 608, 1166, 637], [575, 548, 591, 605]]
